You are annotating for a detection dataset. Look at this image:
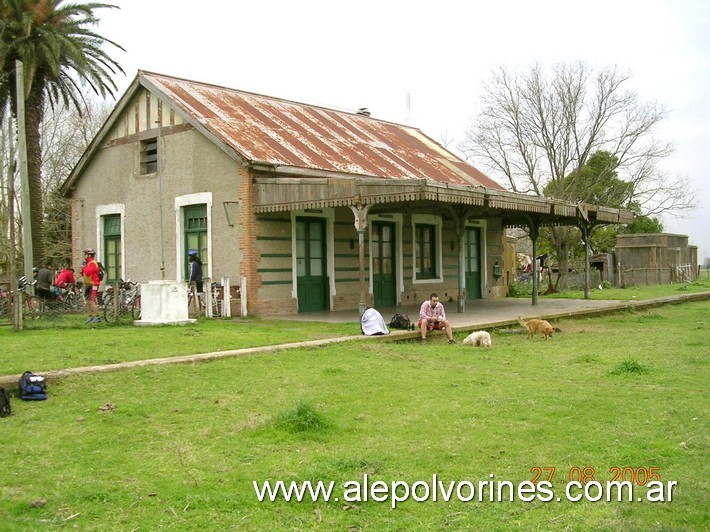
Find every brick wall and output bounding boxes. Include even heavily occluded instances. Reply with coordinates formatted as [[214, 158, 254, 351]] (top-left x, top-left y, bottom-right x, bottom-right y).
[[250, 297, 298, 315], [237, 167, 260, 315]]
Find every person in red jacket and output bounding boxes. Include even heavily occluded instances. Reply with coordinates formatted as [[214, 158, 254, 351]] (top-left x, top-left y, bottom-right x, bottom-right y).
[[54, 266, 75, 289], [81, 248, 101, 323], [53, 266, 76, 299]]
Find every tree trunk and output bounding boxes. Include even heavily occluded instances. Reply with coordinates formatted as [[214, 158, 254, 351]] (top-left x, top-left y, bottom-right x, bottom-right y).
[[557, 245, 571, 290], [24, 89, 45, 265], [550, 226, 575, 290]]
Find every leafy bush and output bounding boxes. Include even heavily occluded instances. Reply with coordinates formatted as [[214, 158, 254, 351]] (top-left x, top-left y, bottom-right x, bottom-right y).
[[507, 281, 533, 298]]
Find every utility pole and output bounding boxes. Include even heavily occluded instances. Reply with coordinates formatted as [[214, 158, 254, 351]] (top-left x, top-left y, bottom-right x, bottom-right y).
[[8, 160, 21, 330], [16, 60, 34, 288]]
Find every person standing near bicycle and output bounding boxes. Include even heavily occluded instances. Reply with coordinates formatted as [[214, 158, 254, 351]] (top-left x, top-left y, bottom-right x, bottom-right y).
[[35, 264, 55, 301], [81, 248, 101, 323], [188, 249, 204, 309]]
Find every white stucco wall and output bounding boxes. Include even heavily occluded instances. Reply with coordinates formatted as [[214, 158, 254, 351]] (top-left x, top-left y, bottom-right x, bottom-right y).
[[72, 101, 244, 285]]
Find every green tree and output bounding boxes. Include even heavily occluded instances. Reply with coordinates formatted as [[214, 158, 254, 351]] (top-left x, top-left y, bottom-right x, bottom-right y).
[[549, 151, 633, 207], [541, 151, 635, 259], [623, 214, 663, 234], [42, 186, 70, 266], [0, 0, 123, 264], [542, 152, 665, 261], [41, 98, 110, 267]]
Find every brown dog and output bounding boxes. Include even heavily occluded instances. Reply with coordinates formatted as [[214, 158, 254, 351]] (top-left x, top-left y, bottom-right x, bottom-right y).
[[518, 317, 555, 340]]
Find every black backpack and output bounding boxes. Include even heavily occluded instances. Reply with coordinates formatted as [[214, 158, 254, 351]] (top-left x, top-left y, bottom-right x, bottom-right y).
[[389, 313, 411, 330], [0, 387, 11, 417], [97, 261, 106, 282], [19, 371, 47, 401]]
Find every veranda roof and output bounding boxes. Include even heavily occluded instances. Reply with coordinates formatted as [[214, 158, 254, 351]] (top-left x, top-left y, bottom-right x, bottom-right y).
[[253, 176, 635, 227]]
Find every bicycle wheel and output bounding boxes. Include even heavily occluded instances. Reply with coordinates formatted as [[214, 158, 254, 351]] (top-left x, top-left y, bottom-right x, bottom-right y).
[[103, 294, 117, 323], [61, 293, 73, 312], [69, 293, 84, 312], [23, 295, 44, 318], [76, 294, 86, 312], [131, 295, 141, 320]]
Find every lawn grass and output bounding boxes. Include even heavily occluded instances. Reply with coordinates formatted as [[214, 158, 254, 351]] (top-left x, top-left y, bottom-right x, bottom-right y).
[[0, 300, 707, 529], [514, 278, 710, 301], [3, 281, 708, 377], [0, 318, 359, 376]]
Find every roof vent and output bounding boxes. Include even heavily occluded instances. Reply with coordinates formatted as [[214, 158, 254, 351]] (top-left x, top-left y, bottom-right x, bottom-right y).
[[356, 107, 371, 117]]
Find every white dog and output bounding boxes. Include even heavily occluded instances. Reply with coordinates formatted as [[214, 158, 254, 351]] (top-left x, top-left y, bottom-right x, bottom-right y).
[[463, 330, 492, 347]]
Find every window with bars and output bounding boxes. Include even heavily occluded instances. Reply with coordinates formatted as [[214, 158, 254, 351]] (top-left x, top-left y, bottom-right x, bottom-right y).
[[140, 138, 158, 175]]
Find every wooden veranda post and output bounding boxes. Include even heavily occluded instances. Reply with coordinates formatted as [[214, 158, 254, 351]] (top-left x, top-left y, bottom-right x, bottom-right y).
[[526, 216, 540, 306], [458, 229, 466, 313], [580, 222, 591, 300], [443, 205, 468, 314], [349, 200, 371, 317]]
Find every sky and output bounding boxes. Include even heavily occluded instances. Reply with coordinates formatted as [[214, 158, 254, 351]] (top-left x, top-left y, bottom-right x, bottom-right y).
[[97, 0, 709, 263]]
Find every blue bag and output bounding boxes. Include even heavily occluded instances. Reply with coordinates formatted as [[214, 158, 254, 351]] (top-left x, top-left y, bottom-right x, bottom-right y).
[[19, 372, 47, 401]]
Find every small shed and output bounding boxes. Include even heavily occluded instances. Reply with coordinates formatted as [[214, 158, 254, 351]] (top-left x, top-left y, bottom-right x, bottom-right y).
[[615, 233, 698, 285]]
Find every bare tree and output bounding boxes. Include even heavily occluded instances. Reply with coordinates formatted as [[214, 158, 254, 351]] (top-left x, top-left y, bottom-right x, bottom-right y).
[[0, 97, 110, 275], [461, 62, 696, 285], [41, 98, 111, 267]]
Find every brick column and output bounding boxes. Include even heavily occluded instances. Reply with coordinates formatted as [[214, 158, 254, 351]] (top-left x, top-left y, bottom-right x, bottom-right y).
[[237, 167, 260, 314]]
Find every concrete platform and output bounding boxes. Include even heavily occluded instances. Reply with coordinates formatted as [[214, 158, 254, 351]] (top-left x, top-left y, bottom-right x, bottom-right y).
[[274, 296, 631, 328]]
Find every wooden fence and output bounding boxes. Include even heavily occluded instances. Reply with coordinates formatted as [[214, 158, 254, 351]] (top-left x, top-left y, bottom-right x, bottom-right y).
[[619, 263, 696, 286]]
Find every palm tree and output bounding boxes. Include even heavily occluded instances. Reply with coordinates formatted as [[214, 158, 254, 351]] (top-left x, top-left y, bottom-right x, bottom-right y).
[[0, 0, 124, 263]]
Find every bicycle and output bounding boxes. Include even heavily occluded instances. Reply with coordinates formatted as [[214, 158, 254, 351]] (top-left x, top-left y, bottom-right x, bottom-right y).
[[210, 282, 223, 317], [102, 280, 141, 323], [19, 276, 44, 317], [0, 277, 45, 319], [39, 283, 82, 316], [187, 281, 223, 318], [56, 283, 83, 312]]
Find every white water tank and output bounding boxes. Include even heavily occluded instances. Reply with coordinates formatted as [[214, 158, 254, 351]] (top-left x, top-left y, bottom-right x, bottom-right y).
[[135, 280, 196, 326]]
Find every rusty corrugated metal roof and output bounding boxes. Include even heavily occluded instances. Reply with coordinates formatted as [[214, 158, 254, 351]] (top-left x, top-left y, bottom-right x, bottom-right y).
[[140, 71, 505, 190]]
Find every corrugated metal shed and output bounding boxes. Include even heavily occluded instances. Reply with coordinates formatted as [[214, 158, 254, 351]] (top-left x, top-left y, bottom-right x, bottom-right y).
[[140, 71, 505, 190]]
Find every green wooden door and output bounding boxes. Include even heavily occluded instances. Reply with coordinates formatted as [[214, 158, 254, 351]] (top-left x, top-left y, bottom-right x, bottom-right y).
[[372, 222, 396, 307], [296, 218, 328, 312], [465, 227, 482, 300]]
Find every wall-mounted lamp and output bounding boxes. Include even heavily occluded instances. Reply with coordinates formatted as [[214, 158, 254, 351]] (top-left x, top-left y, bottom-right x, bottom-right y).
[[492, 260, 503, 280]]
